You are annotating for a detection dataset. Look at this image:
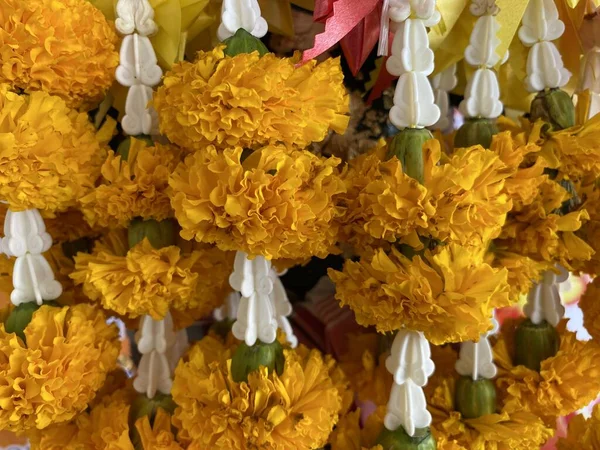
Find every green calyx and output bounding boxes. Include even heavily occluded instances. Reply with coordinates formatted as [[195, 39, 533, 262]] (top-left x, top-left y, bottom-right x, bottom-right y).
[[231, 339, 285, 383], [4, 302, 58, 344], [116, 135, 154, 161], [128, 217, 177, 250], [454, 376, 497, 419], [530, 88, 575, 131], [387, 128, 432, 185], [129, 393, 176, 450], [514, 319, 560, 372], [223, 28, 269, 57], [376, 426, 437, 450], [454, 118, 499, 150]]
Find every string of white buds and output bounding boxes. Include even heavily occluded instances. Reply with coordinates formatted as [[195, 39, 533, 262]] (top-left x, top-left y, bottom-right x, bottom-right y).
[[115, 0, 162, 136], [133, 312, 189, 398], [229, 252, 297, 347], [518, 0, 571, 92], [218, 0, 268, 41], [429, 64, 458, 132], [455, 316, 498, 380], [386, 0, 441, 129], [578, 4, 600, 118], [384, 330, 435, 436], [459, 0, 506, 120], [1, 209, 62, 306], [524, 265, 568, 326], [382, 0, 439, 437]]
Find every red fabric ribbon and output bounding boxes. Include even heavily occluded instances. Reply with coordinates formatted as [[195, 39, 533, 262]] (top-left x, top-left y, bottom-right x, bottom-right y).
[[302, 0, 381, 74]]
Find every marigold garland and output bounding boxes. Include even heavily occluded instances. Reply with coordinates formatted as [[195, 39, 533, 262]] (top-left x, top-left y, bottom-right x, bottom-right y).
[[80, 139, 181, 228], [0, 304, 120, 433], [154, 46, 349, 151], [329, 243, 510, 345], [493, 320, 600, 426], [0, 86, 108, 214], [169, 145, 345, 260], [171, 335, 344, 450], [0, 0, 118, 110]]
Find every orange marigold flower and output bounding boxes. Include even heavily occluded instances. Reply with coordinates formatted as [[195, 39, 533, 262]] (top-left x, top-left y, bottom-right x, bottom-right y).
[[0, 0, 118, 110], [154, 46, 349, 151], [169, 145, 345, 260]]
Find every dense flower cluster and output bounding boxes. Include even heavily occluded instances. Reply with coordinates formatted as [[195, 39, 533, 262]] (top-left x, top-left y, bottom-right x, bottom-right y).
[[0, 304, 120, 432], [154, 46, 349, 151], [0, 0, 118, 109], [0, 86, 108, 214], [169, 145, 345, 260]]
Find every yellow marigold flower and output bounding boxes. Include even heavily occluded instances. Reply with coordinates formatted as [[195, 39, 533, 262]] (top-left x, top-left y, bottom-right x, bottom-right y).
[[580, 278, 600, 342], [80, 139, 181, 228], [329, 243, 510, 345], [337, 137, 511, 254], [424, 140, 512, 246], [169, 145, 345, 260], [0, 303, 120, 432], [329, 408, 384, 450], [172, 335, 343, 450], [542, 113, 600, 180], [0, 0, 118, 109], [557, 403, 600, 450], [428, 376, 554, 450], [489, 251, 552, 301], [497, 179, 594, 270], [154, 46, 349, 151], [71, 231, 232, 320], [0, 87, 108, 214], [494, 320, 600, 426], [337, 140, 434, 255], [489, 131, 547, 211]]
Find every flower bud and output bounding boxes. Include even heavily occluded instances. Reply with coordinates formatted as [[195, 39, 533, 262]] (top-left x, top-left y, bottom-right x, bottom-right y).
[[128, 217, 177, 250], [376, 426, 437, 450], [530, 89, 575, 131], [4, 302, 40, 343], [387, 128, 433, 184], [116, 135, 154, 161], [454, 376, 497, 419], [514, 319, 560, 371], [129, 393, 176, 450], [454, 118, 499, 149], [231, 339, 285, 383], [223, 28, 269, 57]]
